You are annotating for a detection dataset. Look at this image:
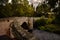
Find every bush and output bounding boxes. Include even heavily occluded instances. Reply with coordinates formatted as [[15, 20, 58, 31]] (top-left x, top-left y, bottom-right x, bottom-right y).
[[38, 24, 60, 34], [33, 16, 60, 34], [33, 16, 54, 29], [38, 26, 46, 30], [33, 18, 46, 29]]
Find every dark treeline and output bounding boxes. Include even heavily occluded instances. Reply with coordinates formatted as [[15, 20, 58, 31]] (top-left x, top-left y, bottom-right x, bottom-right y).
[[0, 0, 60, 17], [0, 0, 34, 18]]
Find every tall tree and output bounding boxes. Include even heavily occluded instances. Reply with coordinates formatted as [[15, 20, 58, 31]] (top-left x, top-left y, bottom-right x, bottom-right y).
[[12, 0, 34, 17], [0, 0, 8, 5], [36, 3, 50, 17], [0, 3, 13, 18], [53, 0, 60, 25], [0, 0, 34, 17], [46, 0, 58, 8]]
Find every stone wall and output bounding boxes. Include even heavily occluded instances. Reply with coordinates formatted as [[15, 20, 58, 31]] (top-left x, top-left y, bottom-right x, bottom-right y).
[[0, 17, 33, 36]]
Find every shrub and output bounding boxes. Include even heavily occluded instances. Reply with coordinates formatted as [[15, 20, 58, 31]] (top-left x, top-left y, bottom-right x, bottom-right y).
[[38, 24, 60, 34], [33, 18, 46, 29]]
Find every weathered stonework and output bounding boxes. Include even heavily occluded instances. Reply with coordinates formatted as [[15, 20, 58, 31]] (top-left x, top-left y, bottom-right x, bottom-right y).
[[0, 17, 33, 36]]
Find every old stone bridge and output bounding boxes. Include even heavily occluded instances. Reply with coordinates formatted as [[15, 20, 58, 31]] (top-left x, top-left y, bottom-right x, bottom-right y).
[[0, 17, 34, 36]]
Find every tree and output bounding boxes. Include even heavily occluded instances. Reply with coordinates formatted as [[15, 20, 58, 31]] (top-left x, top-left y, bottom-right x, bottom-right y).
[[36, 3, 50, 17], [53, 0, 60, 25], [12, 0, 34, 17], [0, 0, 34, 17], [0, 3, 13, 18], [46, 0, 58, 8], [0, 0, 8, 4], [24, 5, 34, 17]]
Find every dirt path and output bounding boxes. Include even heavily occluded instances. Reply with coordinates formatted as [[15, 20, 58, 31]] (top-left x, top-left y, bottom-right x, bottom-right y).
[[33, 29, 60, 40]]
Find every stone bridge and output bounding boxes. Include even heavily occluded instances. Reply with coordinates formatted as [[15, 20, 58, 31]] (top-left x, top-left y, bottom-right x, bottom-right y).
[[0, 17, 34, 36]]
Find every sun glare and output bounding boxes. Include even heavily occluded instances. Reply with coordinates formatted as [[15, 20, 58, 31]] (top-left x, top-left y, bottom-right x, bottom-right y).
[[8, 0, 12, 3], [34, 0, 37, 2]]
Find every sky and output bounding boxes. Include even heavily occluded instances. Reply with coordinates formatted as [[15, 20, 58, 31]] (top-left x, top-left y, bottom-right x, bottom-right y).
[[8, 0, 12, 3], [8, 0, 45, 4], [28, 0, 45, 11]]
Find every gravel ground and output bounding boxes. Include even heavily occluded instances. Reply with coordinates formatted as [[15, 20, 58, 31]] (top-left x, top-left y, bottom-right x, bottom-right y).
[[33, 29, 60, 40]]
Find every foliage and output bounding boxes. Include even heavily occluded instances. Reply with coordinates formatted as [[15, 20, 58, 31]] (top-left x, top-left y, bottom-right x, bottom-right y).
[[37, 3, 50, 13], [0, 0, 34, 17], [46, 17, 55, 24], [34, 16, 55, 28], [0, 0, 8, 4], [39, 24, 60, 34], [52, 0, 60, 25], [12, 0, 34, 17], [33, 18, 46, 29], [36, 3, 50, 17], [0, 4, 13, 18], [46, 0, 58, 8]]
